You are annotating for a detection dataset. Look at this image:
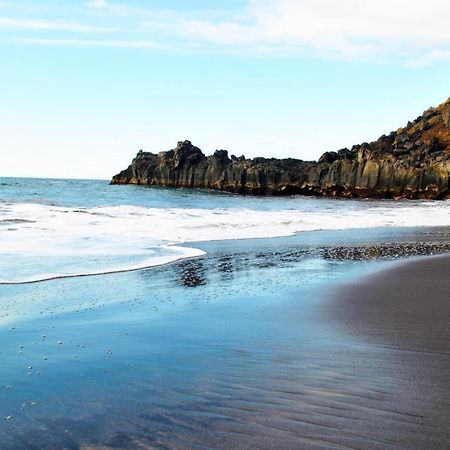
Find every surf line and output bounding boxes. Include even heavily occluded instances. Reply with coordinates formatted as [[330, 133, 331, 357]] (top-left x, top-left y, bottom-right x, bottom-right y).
[[0, 246, 205, 285]]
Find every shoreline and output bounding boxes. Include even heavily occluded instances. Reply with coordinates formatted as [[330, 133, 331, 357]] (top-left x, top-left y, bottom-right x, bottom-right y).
[[4, 225, 450, 285]]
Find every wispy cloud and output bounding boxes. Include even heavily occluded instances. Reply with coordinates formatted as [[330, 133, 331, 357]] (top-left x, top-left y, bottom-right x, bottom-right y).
[[245, 0, 450, 60], [134, 0, 450, 60], [86, 0, 108, 9], [3, 0, 450, 63], [408, 50, 450, 67], [12, 37, 160, 48], [0, 16, 113, 33]]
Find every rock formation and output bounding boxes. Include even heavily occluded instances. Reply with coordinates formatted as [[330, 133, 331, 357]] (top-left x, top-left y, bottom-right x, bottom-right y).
[[111, 98, 450, 199]]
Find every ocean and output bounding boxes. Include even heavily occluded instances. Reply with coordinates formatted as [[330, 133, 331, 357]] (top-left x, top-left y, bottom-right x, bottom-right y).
[[1, 177, 450, 284], [1, 177, 449, 449]]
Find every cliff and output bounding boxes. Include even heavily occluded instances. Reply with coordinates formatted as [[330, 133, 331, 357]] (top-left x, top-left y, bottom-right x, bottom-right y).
[[111, 98, 450, 199]]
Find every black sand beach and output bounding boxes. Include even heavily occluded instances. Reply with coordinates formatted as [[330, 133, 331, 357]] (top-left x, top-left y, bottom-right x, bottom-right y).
[[326, 253, 450, 449], [1, 231, 450, 450], [329, 253, 450, 352]]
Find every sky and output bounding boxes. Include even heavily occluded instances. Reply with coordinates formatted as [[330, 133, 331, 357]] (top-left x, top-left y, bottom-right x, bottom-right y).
[[1, 0, 450, 179]]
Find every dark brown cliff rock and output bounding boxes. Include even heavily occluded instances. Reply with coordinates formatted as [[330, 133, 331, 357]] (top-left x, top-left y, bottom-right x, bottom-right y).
[[111, 98, 450, 199]]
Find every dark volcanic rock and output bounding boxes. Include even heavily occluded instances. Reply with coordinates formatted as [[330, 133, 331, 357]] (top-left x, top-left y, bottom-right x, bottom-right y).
[[111, 99, 450, 199]]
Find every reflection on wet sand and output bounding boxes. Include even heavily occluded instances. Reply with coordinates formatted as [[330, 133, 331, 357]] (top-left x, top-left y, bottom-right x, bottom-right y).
[[165, 239, 450, 290], [176, 259, 207, 287], [0, 229, 450, 449]]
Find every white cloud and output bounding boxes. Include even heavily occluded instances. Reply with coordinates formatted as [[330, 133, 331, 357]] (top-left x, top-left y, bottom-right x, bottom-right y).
[[244, 0, 450, 58], [86, 0, 108, 9], [0, 16, 112, 33], [135, 0, 450, 60], [12, 37, 160, 48], [3, 0, 450, 62]]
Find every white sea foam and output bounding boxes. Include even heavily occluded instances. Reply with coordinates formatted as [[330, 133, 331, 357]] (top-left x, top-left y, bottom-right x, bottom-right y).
[[1, 200, 449, 283]]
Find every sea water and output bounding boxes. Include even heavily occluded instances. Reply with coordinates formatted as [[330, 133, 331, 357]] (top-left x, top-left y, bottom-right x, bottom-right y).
[[1, 177, 450, 284], [0, 177, 449, 449]]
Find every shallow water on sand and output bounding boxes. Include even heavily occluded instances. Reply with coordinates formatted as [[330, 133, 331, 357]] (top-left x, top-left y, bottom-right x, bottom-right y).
[[1, 225, 450, 449]]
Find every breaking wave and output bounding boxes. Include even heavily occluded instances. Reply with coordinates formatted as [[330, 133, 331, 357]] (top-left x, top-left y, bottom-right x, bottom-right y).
[[1, 200, 449, 284]]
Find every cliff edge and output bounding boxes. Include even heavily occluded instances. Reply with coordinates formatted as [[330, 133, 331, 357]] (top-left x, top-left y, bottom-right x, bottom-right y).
[[111, 98, 450, 199]]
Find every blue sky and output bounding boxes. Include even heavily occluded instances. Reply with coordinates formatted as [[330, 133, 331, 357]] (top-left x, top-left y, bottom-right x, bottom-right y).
[[1, 0, 450, 179]]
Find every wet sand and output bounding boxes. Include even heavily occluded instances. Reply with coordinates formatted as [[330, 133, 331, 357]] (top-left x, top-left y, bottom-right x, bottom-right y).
[[329, 253, 450, 352], [1, 233, 450, 449], [326, 253, 450, 449]]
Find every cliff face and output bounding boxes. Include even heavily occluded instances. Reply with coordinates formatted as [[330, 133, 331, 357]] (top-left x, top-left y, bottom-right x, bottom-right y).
[[111, 98, 450, 199]]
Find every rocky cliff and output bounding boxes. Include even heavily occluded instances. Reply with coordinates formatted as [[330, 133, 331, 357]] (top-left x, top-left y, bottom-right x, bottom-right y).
[[111, 98, 450, 199]]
